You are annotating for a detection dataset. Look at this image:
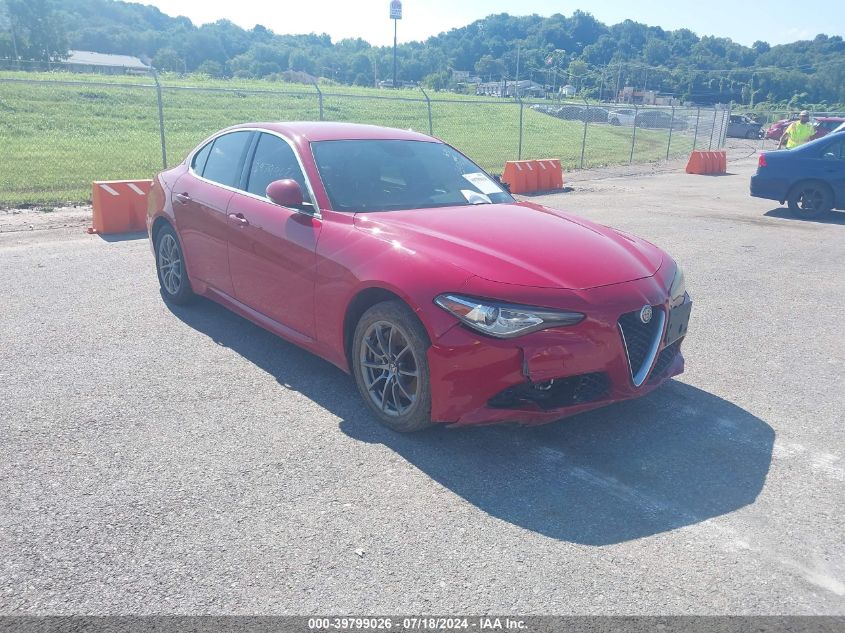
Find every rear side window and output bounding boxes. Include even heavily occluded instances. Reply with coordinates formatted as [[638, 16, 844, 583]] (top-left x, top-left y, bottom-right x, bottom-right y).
[[202, 131, 253, 188], [191, 141, 212, 175], [246, 133, 309, 200]]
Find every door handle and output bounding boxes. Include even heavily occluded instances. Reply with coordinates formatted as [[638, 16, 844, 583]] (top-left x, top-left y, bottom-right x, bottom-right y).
[[228, 213, 249, 226], [174, 192, 191, 204]]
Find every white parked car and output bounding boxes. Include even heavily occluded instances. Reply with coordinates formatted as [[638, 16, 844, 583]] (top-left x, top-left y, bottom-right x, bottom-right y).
[[608, 108, 636, 126]]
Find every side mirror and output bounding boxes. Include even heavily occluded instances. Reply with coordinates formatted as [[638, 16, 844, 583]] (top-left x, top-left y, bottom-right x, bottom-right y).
[[266, 179, 304, 208]]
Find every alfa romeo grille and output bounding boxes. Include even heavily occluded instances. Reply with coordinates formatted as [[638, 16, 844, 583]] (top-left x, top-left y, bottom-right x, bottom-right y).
[[648, 340, 682, 384], [618, 307, 664, 387]]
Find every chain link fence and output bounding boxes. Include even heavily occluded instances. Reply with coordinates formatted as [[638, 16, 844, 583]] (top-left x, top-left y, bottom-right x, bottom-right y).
[[0, 69, 730, 207]]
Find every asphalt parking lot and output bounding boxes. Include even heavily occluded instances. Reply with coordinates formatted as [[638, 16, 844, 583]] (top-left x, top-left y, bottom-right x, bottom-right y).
[[1, 148, 843, 615]]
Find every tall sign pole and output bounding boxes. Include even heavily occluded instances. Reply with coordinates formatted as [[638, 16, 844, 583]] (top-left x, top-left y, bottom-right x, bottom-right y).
[[390, 0, 402, 87]]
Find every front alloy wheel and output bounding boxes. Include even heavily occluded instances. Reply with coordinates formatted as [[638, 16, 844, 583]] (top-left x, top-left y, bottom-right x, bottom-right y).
[[352, 301, 432, 432]]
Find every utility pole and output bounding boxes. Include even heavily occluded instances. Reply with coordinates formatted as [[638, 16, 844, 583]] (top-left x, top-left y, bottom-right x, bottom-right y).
[[749, 73, 755, 108], [371, 52, 378, 88], [8, 10, 20, 70], [599, 67, 606, 102], [615, 62, 623, 103]]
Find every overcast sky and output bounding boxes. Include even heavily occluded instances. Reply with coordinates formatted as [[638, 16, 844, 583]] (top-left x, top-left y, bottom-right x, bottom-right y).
[[142, 0, 842, 47]]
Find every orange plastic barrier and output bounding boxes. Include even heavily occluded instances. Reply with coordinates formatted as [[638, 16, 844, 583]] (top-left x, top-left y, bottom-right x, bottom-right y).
[[685, 150, 727, 175], [89, 180, 152, 235], [535, 160, 552, 190], [502, 159, 564, 194], [502, 160, 527, 193], [522, 160, 539, 193], [544, 159, 564, 188]]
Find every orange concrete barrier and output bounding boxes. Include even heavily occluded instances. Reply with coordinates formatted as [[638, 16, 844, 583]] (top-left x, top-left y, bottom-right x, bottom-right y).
[[685, 150, 727, 175], [502, 159, 564, 194], [89, 180, 152, 235]]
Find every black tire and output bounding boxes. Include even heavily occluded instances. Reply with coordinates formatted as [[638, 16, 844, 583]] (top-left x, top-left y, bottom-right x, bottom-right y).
[[745, 129, 758, 139], [154, 223, 196, 305], [787, 181, 834, 218], [610, 118, 620, 126], [351, 300, 433, 432]]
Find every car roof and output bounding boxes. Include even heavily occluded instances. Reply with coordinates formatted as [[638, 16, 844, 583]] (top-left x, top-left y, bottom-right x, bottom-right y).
[[816, 116, 845, 122], [223, 121, 438, 143]]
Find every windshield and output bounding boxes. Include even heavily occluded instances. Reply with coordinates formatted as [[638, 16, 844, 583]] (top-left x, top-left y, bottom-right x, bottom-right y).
[[311, 139, 514, 212]]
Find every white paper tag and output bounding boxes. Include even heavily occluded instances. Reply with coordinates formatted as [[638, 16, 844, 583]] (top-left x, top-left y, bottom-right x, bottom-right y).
[[461, 189, 492, 204], [463, 172, 502, 195]]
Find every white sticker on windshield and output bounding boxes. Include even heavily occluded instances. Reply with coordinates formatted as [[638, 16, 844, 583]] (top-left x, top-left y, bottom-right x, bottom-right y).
[[463, 172, 502, 195], [461, 189, 492, 205]]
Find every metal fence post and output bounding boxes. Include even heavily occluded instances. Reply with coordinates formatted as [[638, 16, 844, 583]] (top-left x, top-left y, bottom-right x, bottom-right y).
[[312, 80, 323, 121], [518, 97, 524, 160], [419, 86, 433, 135], [580, 97, 589, 169], [629, 105, 639, 164], [666, 106, 675, 161], [151, 68, 167, 169], [692, 107, 701, 150], [721, 104, 731, 148], [708, 107, 718, 150]]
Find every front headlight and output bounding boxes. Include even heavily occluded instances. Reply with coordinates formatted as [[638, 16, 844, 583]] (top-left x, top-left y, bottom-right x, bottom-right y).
[[434, 294, 584, 339], [669, 266, 686, 307]]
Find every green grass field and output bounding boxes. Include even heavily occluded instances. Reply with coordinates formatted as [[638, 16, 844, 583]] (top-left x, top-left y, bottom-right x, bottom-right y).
[[0, 71, 709, 206]]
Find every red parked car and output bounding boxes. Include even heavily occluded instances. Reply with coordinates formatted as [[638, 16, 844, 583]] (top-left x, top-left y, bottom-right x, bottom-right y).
[[765, 115, 845, 141], [148, 122, 691, 432]]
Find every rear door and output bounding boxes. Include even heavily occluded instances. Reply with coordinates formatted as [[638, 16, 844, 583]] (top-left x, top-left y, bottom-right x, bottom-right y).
[[226, 132, 322, 338], [174, 130, 254, 296]]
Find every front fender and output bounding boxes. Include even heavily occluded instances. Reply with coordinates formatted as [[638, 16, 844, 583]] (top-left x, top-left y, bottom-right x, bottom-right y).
[[313, 215, 475, 368]]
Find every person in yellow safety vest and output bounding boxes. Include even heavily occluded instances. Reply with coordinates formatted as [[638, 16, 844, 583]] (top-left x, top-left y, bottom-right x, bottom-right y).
[[778, 110, 815, 149]]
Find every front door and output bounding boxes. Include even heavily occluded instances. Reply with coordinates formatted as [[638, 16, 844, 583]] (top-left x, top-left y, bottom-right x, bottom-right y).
[[226, 132, 321, 338]]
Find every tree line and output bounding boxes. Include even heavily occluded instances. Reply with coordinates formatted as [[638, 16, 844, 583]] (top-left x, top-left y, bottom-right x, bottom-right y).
[[1, 0, 844, 107]]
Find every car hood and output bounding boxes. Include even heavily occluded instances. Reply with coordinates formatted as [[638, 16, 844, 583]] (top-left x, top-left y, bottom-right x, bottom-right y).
[[353, 202, 663, 290]]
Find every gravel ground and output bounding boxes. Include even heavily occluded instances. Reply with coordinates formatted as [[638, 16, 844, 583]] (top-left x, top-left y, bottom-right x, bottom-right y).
[[0, 145, 843, 615]]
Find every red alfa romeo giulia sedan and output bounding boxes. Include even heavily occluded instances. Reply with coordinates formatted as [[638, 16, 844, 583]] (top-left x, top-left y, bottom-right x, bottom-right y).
[[147, 122, 691, 432]]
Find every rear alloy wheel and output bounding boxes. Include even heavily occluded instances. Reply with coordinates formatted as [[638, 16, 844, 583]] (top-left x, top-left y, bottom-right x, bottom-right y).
[[787, 181, 834, 219], [155, 224, 195, 304], [352, 301, 432, 432]]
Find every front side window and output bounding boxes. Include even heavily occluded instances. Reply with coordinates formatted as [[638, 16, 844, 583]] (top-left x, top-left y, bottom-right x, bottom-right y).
[[311, 140, 513, 213], [246, 133, 309, 201], [202, 131, 253, 188], [821, 140, 844, 161]]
